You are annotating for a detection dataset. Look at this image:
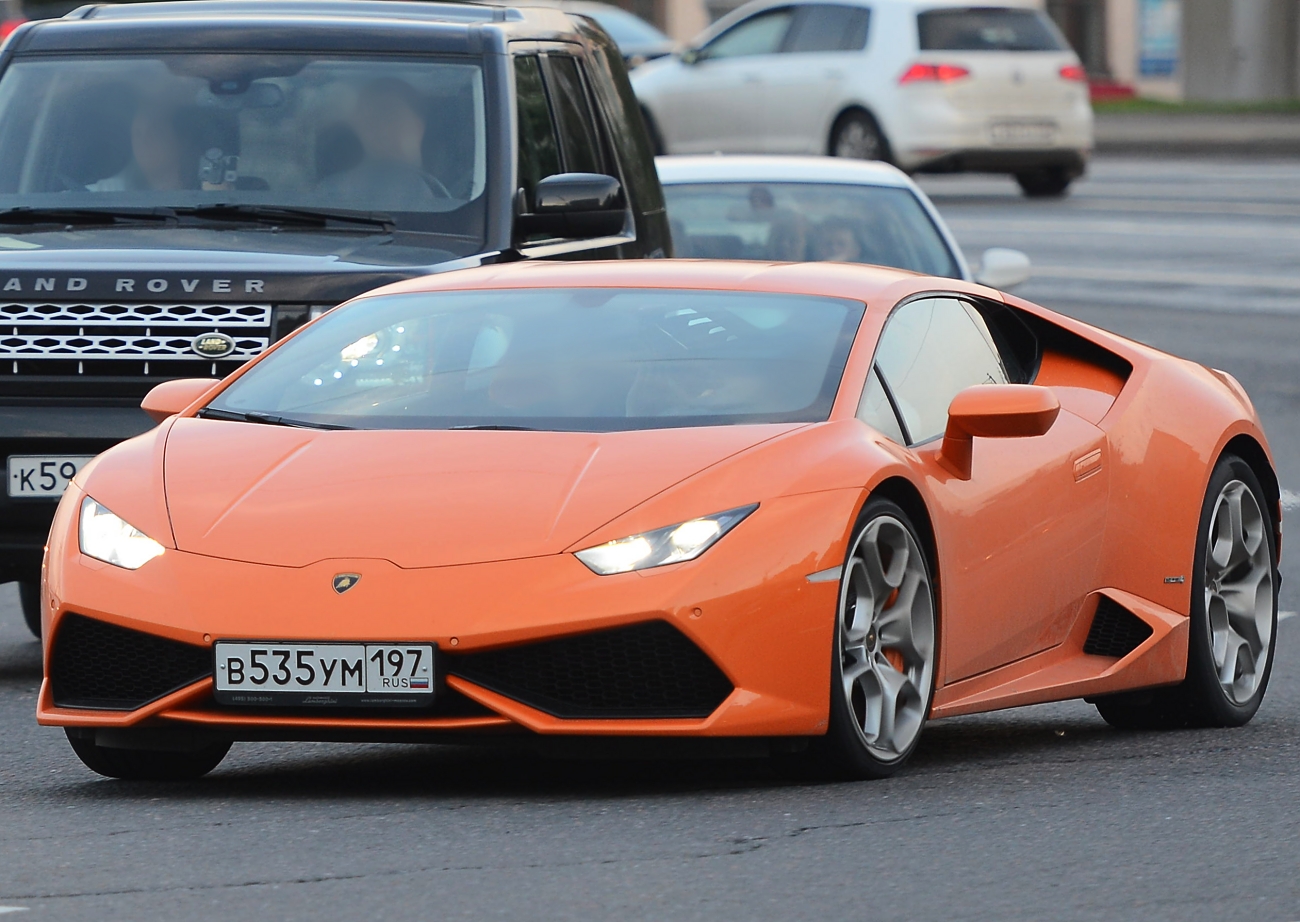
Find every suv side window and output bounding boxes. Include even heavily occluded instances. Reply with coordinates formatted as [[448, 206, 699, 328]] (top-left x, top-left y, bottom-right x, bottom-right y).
[[514, 55, 561, 205], [871, 297, 1009, 445], [542, 55, 605, 174], [785, 5, 871, 53], [699, 8, 795, 60]]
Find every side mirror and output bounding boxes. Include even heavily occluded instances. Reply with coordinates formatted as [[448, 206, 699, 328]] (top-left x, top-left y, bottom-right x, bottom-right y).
[[975, 247, 1031, 290], [142, 378, 220, 423], [938, 384, 1059, 480], [516, 173, 627, 241]]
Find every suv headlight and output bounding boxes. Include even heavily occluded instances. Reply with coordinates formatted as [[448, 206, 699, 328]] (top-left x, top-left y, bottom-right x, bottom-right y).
[[574, 504, 757, 575], [79, 497, 166, 570]]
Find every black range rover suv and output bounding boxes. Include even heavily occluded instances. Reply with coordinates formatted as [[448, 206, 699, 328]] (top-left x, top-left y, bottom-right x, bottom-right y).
[[0, 0, 671, 635]]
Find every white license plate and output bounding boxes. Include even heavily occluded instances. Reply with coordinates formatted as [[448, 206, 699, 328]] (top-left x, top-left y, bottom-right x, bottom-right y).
[[989, 120, 1057, 146], [6, 455, 96, 498], [214, 642, 434, 708]]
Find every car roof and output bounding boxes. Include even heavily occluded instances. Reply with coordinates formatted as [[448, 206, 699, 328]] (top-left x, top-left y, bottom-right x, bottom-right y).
[[656, 155, 916, 189], [19, 0, 579, 53], [363, 258, 990, 307]]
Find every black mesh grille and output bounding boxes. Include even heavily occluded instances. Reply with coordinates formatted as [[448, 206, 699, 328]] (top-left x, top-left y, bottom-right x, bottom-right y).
[[50, 613, 211, 710], [1083, 597, 1154, 659], [448, 621, 734, 719]]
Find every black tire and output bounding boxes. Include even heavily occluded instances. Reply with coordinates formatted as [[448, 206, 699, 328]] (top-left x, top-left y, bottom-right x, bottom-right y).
[[1094, 454, 1278, 730], [17, 580, 42, 639], [800, 498, 937, 780], [66, 731, 231, 781], [829, 110, 890, 163], [1015, 166, 1073, 198]]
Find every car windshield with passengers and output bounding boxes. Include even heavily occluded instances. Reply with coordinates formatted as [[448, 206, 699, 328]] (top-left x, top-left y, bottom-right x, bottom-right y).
[[0, 52, 489, 253], [663, 181, 960, 278], [205, 288, 863, 431]]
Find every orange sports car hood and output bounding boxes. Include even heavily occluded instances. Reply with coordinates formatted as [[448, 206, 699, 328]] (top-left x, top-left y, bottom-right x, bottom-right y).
[[162, 418, 800, 568]]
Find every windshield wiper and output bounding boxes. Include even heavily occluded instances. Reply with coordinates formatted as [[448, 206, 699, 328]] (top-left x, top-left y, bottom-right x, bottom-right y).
[[0, 206, 176, 228], [449, 424, 538, 431], [174, 204, 395, 232], [199, 407, 353, 430]]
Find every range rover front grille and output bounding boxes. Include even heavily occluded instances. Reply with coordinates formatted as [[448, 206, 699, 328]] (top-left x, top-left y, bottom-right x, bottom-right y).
[[0, 301, 271, 326], [0, 300, 276, 390]]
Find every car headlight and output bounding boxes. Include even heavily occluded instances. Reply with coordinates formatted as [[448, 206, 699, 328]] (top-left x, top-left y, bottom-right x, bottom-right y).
[[79, 497, 166, 570], [574, 504, 757, 575]]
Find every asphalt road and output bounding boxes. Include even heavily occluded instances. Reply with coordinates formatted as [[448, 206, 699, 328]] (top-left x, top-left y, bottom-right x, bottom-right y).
[[2, 156, 1299, 921]]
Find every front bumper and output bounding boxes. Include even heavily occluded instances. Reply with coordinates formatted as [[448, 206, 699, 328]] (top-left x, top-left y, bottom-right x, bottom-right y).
[[40, 487, 859, 740]]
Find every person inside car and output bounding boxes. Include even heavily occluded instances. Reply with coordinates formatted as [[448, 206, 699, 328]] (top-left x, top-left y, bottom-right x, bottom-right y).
[[316, 77, 453, 208], [810, 217, 863, 263], [88, 101, 188, 192]]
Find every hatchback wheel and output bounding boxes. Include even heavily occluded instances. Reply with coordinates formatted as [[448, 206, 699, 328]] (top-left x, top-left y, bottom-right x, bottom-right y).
[[1015, 166, 1073, 197], [1094, 454, 1277, 729], [830, 111, 889, 162], [821, 499, 936, 778], [67, 731, 231, 781]]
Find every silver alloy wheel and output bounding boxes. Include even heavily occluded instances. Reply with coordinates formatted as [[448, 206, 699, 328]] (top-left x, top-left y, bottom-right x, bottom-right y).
[[1205, 479, 1274, 704], [833, 118, 881, 160], [839, 515, 935, 760]]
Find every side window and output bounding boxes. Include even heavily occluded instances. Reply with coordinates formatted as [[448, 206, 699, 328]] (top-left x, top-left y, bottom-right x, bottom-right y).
[[785, 5, 871, 53], [543, 56, 605, 174], [856, 366, 906, 444], [873, 297, 1009, 445], [699, 8, 795, 60], [514, 55, 561, 204]]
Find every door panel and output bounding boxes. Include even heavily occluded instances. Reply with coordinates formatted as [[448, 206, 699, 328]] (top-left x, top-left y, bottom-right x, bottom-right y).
[[654, 8, 794, 153], [919, 409, 1108, 681]]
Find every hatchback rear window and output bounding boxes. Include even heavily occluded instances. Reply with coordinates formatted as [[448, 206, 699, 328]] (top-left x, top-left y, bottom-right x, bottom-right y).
[[917, 8, 1067, 52]]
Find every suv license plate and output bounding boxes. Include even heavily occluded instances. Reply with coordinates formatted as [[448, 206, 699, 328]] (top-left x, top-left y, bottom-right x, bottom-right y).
[[6, 455, 96, 498], [214, 642, 435, 708]]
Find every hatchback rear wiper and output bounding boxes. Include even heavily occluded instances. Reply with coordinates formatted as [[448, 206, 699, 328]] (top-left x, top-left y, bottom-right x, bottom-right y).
[[0, 206, 176, 228], [174, 204, 396, 232], [199, 407, 353, 430]]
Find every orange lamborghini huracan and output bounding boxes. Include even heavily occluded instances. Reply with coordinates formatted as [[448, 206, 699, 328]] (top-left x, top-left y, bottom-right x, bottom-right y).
[[39, 261, 1280, 781]]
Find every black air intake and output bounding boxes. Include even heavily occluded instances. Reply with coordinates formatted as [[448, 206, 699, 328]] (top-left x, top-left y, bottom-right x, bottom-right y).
[[50, 613, 211, 710], [1083, 597, 1153, 659], [448, 620, 734, 719]]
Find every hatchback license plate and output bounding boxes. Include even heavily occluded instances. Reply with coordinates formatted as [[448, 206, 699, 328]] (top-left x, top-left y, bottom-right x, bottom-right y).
[[214, 642, 434, 708], [7, 455, 96, 498], [989, 120, 1057, 146]]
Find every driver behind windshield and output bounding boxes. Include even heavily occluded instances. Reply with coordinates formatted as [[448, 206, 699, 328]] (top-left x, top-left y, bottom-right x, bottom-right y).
[[316, 77, 452, 208], [88, 101, 187, 192]]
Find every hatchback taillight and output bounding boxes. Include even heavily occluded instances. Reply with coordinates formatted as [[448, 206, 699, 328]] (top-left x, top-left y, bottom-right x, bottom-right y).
[[1059, 64, 1088, 82], [899, 63, 971, 84]]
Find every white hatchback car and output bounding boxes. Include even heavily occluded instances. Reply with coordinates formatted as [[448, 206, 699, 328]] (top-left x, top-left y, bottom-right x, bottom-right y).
[[635, 0, 1093, 197], [658, 155, 1031, 288]]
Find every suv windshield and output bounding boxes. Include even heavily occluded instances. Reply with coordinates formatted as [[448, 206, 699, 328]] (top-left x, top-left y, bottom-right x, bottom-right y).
[[664, 182, 960, 278], [0, 53, 488, 248], [917, 8, 1067, 52], [207, 288, 863, 431]]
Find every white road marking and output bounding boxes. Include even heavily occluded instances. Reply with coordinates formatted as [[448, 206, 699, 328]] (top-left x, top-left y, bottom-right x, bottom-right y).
[[0, 908, 30, 915], [1280, 489, 1300, 511], [1280, 611, 1297, 622], [1022, 265, 1300, 292]]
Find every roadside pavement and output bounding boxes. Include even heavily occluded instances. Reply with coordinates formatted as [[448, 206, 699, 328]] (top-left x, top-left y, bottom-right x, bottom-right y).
[[1094, 110, 1300, 156]]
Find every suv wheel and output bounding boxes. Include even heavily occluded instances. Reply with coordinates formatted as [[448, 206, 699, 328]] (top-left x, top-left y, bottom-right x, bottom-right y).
[[18, 581, 42, 639]]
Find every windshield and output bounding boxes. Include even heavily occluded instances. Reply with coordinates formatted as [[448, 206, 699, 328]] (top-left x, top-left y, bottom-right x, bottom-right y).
[[207, 288, 864, 431], [917, 8, 1067, 52], [663, 182, 961, 278], [0, 53, 488, 247]]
